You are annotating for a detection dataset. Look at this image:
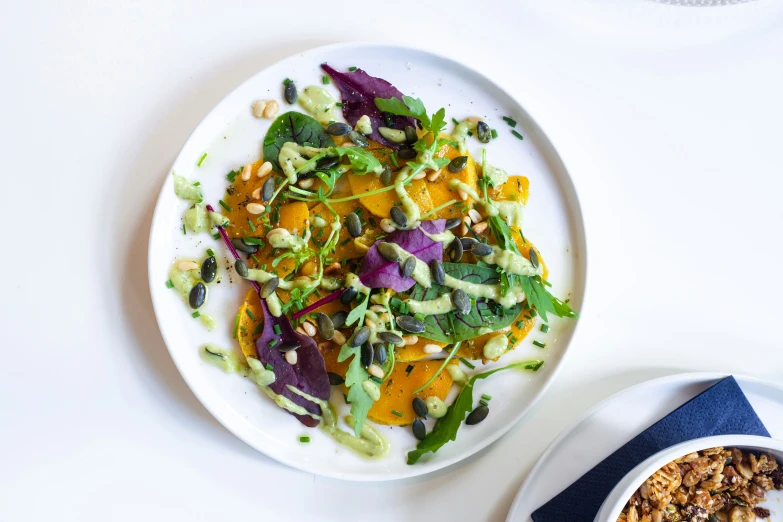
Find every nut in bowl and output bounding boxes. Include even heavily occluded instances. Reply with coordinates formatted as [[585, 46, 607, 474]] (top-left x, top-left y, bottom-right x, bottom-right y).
[[597, 436, 783, 522]]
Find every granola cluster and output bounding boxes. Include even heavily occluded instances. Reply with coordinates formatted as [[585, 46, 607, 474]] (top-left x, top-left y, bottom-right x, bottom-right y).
[[617, 447, 782, 522]]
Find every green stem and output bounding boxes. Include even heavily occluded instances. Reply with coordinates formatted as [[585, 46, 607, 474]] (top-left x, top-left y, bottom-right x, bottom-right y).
[[420, 199, 458, 220], [413, 341, 462, 394]]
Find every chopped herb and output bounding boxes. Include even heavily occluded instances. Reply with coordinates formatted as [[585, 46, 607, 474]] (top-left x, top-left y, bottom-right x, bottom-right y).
[[206, 248, 215, 257], [243, 237, 265, 246], [533, 340, 546, 348], [240, 326, 247, 332], [348, 66, 357, 71], [370, 376, 383, 384], [322, 75, 330, 85], [510, 337, 519, 345], [502, 116, 517, 127], [515, 320, 526, 329], [490, 129, 498, 139], [268, 339, 278, 348], [335, 102, 344, 108], [251, 254, 260, 264], [245, 309, 256, 321], [406, 364, 414, 376], [481, 394, 492, 401], [283, 78, 292, 85], [193, 181, 201, 187], [253, 323, 264, 335], [543, 280, 552, 288], [540, 324, 550, 333], [459, 357, 476, 369], [182, 224, 186, 235], [265, 363, 273, 371], [165, 280, 174, 289], [339, 238, 351, 247], [191, 311, 200, 318], [219, 200, 232, 212], [299, 436, 310, 443], [247, 219, 256, 232], [226, 170, 237, 182], [197, 153, 207, 167], [273, 324, 282, 335], [391, 410, 403, 418], [389, 153, 398, 167], [479, 400, 488, 407], [212, 232, 220, 240], [511, 130, 524, 140], [452, 117, 459, 125]]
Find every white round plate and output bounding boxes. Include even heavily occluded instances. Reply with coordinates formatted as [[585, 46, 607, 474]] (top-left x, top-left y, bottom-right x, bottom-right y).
[[148, 42, 586, 481], [506, 372, 783, 521]]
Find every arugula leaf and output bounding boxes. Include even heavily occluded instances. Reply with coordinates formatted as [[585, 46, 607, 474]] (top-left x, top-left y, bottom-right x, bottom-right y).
[[331, 146, 381, 175], [406, 360, 544, 464], [429, 107, 447, 135], [487, 215, 520, 255], [432, 157, 451, 169], [518, 276, 579, 323], [375, 95, 431, 129], [345, 291, 369, 327], [263, 112, 335, 170], [337, 342, 375, 436]]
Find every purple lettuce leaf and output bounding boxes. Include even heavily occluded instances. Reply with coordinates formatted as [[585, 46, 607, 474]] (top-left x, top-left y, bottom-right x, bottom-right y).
[[321, 64, 416, 149], [359, 220, 446, 292], [254, 299, 331, 428]]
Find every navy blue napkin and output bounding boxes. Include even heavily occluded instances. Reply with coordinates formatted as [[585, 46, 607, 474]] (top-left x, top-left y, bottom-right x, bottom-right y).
[[531, 376, 769, 522]]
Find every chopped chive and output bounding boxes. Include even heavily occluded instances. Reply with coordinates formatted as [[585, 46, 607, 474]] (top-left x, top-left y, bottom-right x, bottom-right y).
[[389, 153, 398, 167], [541, 324, 550, 333], [459, 357, 476, 369], [479, 400, 489, 407], [348, 66, 357, 71], [197, 153, 207, 167], [268, 339, 278, 348], [253, 323, 264, 335], [245, 309, 256, 321], [370, 376, 383, 384], [339, 238, 351, 247], [515, 320, 526, 329], [467, 130, 473, 137], [533, 340, 546, 348], [391, 410, 403, 417], [273, 324, 282, 335], [322, 75, 330, 85], [233, 313, 240, 339], [165, 280, 174, 289], [510, 337, 519, 345], [265, 363, 273, 371], [251, 254, 260, 265], [452, 117, 459, 125], [531, 361, 544, 371], [219, 200, 232, 212], [335, 102, 344, 108], [406, 364, 414, 376], [491, 129, 498, 139], [481, 394, 492, 401], [247, 219, 256, 232], [299, 436, 310, 443], [192, 311, 200, 318], [226, 170, 237, 182], [212, 232, 220, 240], [243, 237, 265, 246], [502, 116, 517, 127], [240, 326, 247, 332], [283, 78, 292, 85], [543, 280, 552, 288], [206, 248, 215, 257], [182, 224, 186, 235], [529, 309, 538, 318], [511, 130, 524, 140]]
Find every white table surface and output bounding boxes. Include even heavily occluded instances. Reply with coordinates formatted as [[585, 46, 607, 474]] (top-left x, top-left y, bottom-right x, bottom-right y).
[[2, 1, 783, 520]]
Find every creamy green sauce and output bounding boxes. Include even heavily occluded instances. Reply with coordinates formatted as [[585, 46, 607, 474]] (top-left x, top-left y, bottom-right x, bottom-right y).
[[355, 115, 372, 135], [183, 204, 209, 233], [446, 364, 467, 385], [479, 245, 542, 277], [173, 174, 202, 202], [278, 142, 328, 183], [484, 163, 509, 188], [169, 262, 216, 329], [210, 212, 229, 228], [378, 127, 407, 143], [268, 228, 309, 251], [419, 227, 456, 246], [448, 179, 527, 228], [452, 120, 478, 154], [361, 380, 381, 401], [483, 334, 508, 359], [393, 167, 421, 230], [297, 86, 340, 126], [426, 396, 447, 418], [408, 293, 453, 315], [201, 344, 247, 374]]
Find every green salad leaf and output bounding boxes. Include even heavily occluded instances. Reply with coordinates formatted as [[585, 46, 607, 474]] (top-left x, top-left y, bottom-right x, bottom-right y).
[[407, 360, 544, 464], [263, 112, 335, 170], [518, 275, 579, 323], [331, 146, 381, 175], [374, 96, 447, 135], [338, 342, 375, 436]]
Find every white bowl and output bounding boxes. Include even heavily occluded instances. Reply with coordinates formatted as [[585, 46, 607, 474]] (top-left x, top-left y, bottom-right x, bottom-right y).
[[595, 435, 783, 522]]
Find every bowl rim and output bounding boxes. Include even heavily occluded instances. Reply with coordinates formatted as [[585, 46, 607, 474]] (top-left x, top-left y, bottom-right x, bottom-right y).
[[596, 434, 783, 522]]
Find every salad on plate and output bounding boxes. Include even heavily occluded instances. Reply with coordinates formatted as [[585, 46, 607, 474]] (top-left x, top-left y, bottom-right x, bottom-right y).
[[165, 64, 578, 464]]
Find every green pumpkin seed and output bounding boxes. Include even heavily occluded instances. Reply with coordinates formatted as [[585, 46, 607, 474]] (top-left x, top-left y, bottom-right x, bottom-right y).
[[231, 238, 258, 254], [260, 277, 279, 299], [449, 238, 464, 262], [189, 282, 206, 309], [331, 310, 348, 329], [448, 156, 468, 173], [326, 122, 351, 136], [451, 288, 470, 314], [412, 418, 426, 440], [398, 147, 416, 160], [466, 405, 489, 425], [396, 315, 425, 333], [328, 372, 345, 386], [412, 397, 428, 419], [201, 256, 217, 283], [444, 218, 461, 230], [278, 341, 300, 352], [378, 242, 401, 263], [529, 247, 539, 269], [284, 81, 297, 104], [345, 212, 362, 238], [390, 206, 408, 228], [234, 259, 249, 278], [351, 326, 370, 347], [360, 342, 374, 367], [476, 121, 491, 143], [348, 131, 369, 147], [404, 125, 418, 143], [262, 177, 275, 202], [340, 287, 357, 305], [430, 259, 445, 285], [381, 165, 393, 186], [472, 242, 493, 256], [378, 331, 404, 345], [401, 256, 416, 278], [316, 312, 334, 340]]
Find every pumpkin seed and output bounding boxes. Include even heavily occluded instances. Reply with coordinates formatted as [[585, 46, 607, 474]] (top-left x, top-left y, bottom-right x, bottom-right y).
[[430, 259, 445, 285], [316, 155, 339, 170], [529, 247, 539, 269], [189, 282, 206, 309], [398, 147, 416, 160], [381, 165, 393, 186], [316, 312, 334, 340], [234, 258, 249, 278], [396, 315, 425, 333], [444, 218, 461, 230], [360, 342, 374, 367], [201, 256, 217, 283], [459, 237, 478, 251], [412, 418, 426, 440], [466, 405, 489, 425], [472, 242, 493, 256], [327, 372, 345, 386], [401, 256, 416, 278], [476, 121, 491, 143], [374, 344, 387, 365], [378, 242, 401, 263], [331, 310, 348, 329], [345, 212, 362, 238], [378, 331, 404, 345], [404, 125, 417, 143], [278, 341, 300, 352], [231, 238, 258, 254], [260, 277, 279, 299], [390, 206, 408, 228], [348, 130, 369, 147], [382, 112, 395, 127], [448, 156, 468, 173], [284, 81, 297, 104], [262, 176, 275, 202], [412, 397, 428, 419], [340, 286, 357, 305], [451, 288, 470, 314], [351, 326, 370, 347], [326, 122, 351, 136], [448, 237, 464, 262]]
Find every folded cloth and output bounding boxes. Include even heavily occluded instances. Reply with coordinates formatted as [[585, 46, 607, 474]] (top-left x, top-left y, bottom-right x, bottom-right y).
[[531, 376, 769, 522]]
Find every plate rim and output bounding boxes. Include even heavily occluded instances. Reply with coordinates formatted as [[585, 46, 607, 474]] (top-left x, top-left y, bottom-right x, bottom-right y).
[[147, 41, 588, 481], [505, 371, 783, 521]]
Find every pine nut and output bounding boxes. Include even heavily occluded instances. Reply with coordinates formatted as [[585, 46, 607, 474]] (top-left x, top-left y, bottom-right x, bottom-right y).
[[263, 100, 279, 119], [257, 161, 273, 179], [298, 178, 314, 189], [412, 171, 426, 180], [251, 100, 266, 118], [468, 209, 482, 224], [267, 228, 290, 240], [302, 321, 316, 337], [285, 350, 298, 365], [378, 313, 390, 323], [241, 164, 252, 182], [423, 344, 442, 354], [403, 335, 418, 346], [461, 216, 472, 236], [325, 261, 341, 274], [296, 326, 307, 336], [367, 364, 384, 379], [332, 331, 346, 345], [458, 189, 468, 201], [380, 218, 396, 233], [246, 203, 265, 215], [427, 170, 442, 182], [365, 319, 376, 330], [177, 260, 199, 271], [473, 221, 488, 234], [251, 187, 262, 200]]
